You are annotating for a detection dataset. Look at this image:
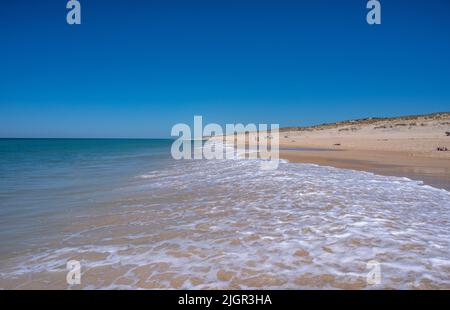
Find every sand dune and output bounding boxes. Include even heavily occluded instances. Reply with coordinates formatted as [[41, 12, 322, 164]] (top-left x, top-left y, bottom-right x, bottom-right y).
[[280, 112, 450, 158]]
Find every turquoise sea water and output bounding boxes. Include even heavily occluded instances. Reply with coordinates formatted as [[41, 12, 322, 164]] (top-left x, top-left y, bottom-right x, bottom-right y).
[[0, 139, 174, 256]]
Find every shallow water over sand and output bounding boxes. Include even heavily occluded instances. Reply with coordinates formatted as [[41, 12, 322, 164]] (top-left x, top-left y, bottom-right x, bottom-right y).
[[1, 140, 450, 289]]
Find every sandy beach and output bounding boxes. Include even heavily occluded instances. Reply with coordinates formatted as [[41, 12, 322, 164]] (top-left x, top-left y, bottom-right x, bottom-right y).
[[279, 112, 450, 190], [216, 112, 450, 190], [280, 149, 450, 191], [3, 0, 450, 296]]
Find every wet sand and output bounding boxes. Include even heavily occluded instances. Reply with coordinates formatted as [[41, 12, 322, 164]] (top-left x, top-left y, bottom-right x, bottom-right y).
[[280, 149, 450, 191]]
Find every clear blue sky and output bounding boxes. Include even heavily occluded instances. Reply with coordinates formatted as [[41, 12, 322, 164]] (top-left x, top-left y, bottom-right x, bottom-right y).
[[0, 0, 449, 138]]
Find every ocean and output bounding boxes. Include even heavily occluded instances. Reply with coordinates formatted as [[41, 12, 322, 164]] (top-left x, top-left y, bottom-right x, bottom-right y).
[[0, 138, 449, 289]]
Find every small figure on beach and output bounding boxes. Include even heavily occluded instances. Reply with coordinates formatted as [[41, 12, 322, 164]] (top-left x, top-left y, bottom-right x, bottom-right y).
[[436, 146, 448, 152]]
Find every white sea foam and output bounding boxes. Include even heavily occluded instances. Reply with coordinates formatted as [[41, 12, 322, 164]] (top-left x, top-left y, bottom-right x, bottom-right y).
[[1, 144, 449, 289]]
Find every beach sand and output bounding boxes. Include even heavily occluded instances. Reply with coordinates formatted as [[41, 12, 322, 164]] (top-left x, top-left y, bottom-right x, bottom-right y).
[[278, 112, 450, 190], [280, 149, 450, 191], [215, 112, 450, 190]]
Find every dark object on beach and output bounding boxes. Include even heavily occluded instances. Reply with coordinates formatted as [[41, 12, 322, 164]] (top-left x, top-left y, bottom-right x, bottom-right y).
[[437, 146, 448, 151], [446, 131, 450, 136], [334, 143, 341, 146]]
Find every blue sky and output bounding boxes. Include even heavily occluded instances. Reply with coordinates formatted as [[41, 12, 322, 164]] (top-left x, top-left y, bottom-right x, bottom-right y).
[[0, 0, 449, 138]]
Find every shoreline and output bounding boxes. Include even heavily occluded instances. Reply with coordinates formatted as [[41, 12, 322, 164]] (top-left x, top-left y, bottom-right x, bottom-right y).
[[212, 112, 450, 191], [2, 139, 450, 289], [279, 148, 450, 191]]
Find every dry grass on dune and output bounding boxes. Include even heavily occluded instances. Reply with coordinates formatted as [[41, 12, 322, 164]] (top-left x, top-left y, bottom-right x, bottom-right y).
[[280, 112, 450, 133]]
